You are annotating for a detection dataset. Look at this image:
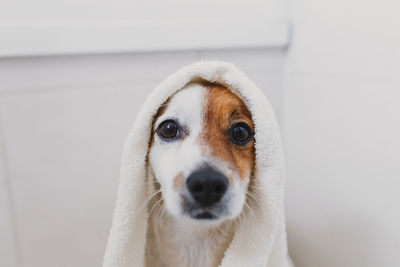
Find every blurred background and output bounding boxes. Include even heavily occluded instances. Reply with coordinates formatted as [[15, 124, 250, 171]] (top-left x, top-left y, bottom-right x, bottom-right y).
[[0, 0, 399, 266]]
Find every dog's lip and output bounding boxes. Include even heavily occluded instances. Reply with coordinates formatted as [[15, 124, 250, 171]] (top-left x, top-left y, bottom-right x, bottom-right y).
[[192, 211, 217, 220]]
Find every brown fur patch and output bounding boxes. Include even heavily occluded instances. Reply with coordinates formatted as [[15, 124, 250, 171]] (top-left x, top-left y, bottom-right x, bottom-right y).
[[202, 83, 255, 180], [173, 172, 184, 191]]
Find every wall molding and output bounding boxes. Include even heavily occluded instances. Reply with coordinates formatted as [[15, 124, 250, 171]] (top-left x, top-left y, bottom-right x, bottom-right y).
[[0, 18, 289, 57]]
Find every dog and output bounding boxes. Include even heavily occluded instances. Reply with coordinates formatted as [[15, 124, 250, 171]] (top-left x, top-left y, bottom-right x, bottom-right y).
[[146, 81, 256, 267]]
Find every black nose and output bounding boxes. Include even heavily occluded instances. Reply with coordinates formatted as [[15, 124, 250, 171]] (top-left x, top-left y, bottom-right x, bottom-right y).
[[186, 170, 228, 207]]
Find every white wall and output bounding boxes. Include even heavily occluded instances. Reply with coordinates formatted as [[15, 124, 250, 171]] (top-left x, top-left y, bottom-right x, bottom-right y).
[[0, 48, 285, 267], [283, 0, 400, 266], [0, 0, 285, 22], [0, 0, 288, 56]]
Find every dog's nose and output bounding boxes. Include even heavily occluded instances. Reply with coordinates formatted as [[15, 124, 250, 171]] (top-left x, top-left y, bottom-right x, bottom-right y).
[[186, 170, 228, 207]]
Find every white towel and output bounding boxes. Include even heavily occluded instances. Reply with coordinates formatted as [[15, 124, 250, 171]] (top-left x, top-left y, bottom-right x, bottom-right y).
[[103, 61, 293, 267]]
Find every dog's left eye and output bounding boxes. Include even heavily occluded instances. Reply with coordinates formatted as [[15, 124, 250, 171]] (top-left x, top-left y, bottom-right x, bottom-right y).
[[229, 122, 253, 145], [157, 120, 180, 140]]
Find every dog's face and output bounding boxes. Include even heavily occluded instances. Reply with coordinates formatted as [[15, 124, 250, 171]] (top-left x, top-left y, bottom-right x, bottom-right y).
[[149, 83, 255, 224]]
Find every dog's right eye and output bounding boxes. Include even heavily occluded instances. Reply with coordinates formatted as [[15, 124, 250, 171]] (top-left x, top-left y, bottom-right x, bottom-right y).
[[229, 122, 253, 146], [157, 120, 180, 140]]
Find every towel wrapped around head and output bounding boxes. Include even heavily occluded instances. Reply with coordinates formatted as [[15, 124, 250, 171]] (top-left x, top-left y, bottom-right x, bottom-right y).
[[103, 61, 293, 267]]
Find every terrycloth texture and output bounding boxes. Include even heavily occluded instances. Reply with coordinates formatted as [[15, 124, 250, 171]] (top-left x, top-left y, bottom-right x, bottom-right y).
[[103, 61, 293, 267]]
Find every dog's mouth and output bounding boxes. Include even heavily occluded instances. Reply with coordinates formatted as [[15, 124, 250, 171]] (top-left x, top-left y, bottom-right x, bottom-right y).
[[181, 196, 229, 221], [193, 211, 216, 220], [187, 208, 220, 221]]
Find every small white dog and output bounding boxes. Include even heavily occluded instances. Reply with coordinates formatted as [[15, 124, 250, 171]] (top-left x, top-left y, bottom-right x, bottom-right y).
[[146, 81, 256, 267]]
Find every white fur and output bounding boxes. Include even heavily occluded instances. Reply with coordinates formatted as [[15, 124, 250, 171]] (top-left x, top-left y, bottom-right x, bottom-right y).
[[103, 61, 294, 267], [147, 213, 234, 267], [150, 84, 206, 217]]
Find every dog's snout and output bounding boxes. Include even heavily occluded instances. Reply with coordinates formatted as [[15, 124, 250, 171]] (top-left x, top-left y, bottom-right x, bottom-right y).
[[186, 170, 228, 207]]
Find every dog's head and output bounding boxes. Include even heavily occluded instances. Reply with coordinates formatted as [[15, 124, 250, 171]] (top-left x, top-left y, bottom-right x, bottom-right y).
[[149, 82, 255, 224]]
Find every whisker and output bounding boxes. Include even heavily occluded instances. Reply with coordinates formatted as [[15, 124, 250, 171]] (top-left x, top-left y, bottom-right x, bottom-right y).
[[147, 198, 164, 220], [154, 202, 166, 237], [137, 189, 162, 215], [236, 207, 247, 229], [245, 191, 261, 204], [243, 200, 254, 218]]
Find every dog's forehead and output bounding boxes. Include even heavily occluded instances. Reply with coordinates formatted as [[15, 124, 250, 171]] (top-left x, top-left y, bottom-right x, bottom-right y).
[[156, 84, 206, 126]]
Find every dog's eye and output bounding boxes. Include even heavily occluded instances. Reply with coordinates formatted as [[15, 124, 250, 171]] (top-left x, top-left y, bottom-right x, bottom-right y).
[[229, 122, 253, 145], [157, 120, 180, 140]]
